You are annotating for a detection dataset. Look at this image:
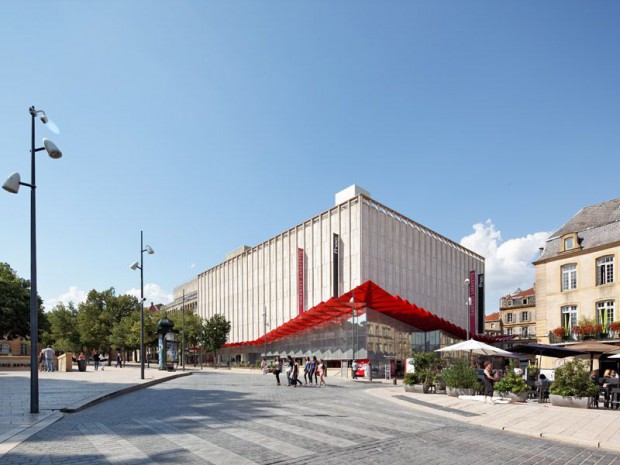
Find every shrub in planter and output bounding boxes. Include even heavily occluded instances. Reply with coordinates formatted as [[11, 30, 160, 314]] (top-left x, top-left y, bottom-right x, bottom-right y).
[[403, 372, 420, 385], [441, 359, 480, 390], [549, 359, 598, 399], [494, 371, 529, 401]]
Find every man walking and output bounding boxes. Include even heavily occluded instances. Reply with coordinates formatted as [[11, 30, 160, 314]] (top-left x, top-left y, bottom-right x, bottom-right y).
[[42, 346, 55, 372]]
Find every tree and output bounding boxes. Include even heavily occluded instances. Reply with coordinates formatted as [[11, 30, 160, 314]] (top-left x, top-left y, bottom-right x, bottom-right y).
[[0, 262, 48, 339], [201, 314, 231, 364], [76, 288, 140, 360], [42, 302, 80, 353]]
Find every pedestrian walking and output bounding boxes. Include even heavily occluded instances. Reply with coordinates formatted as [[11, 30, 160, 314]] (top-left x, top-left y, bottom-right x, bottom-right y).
[[286, 355, 294, 386], [291, 358, 303, 387], [483, 361, 495, 404], [261, 358, 268, 375], [273, 355, 282, 386], [116, 351, 123, 368], [41, 346, 55, 372], [310, 355, 318, 385], [318, 359, 327, 387], [352, 360, 359, 380], [93, 351, 101, 371], [303, 356, 311, 384]]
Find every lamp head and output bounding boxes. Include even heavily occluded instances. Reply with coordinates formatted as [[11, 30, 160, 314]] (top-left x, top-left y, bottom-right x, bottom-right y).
[[2, 172, 21, 194], [464, 278, 470, 286], [40, 115, 49, 124], [130, 261, 140, 270], [145, 245, 154, 255], [43, 138, 62, 159]]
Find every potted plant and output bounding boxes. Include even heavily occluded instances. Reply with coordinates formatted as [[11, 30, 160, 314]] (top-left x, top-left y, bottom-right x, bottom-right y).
[[494, 371, 529, 402], [405, 352, 442, 393], [610, 321, 620, 337], [441, 359, 480, 397], [403, 372, 421, 392], [572, 317, 603, 341], [549, 359, 599, 408]]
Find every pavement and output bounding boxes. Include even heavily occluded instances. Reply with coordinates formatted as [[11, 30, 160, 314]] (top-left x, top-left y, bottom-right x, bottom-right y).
[[2, 365, 620, 458]]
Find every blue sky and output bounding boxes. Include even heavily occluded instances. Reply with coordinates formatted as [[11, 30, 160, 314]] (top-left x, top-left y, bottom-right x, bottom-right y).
[[1, 1, 619, 315]]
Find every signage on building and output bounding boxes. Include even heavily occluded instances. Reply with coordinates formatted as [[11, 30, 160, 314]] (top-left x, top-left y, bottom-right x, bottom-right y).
[[477, 273, 485, 334], [333, 233, 339, 297], [297, 248, 304, 314], [469, 270, 476, 337]]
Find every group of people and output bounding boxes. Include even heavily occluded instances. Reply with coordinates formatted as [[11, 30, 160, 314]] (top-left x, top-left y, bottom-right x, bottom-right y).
[[262, 355, 327, 387]]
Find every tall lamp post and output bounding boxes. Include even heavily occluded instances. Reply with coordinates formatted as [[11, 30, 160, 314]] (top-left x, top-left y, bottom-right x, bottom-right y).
[[464, 278, 471, 340], [181, 289, 185, 371], [2, 106, 62, 414], [130, 230, 154, 380], [349, 294, 357, 362]]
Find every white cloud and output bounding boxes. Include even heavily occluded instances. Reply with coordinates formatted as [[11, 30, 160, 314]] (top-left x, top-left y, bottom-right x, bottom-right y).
[[190, 263, 196, 269], [124, 283, 173, 305], [44, 286, 87, 310], [460, 219, 549, 312]]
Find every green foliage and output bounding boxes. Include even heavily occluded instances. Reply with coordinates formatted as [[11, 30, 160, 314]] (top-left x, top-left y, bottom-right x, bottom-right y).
[[403, 372, 420, 385], [0, 262, 48, 339], [494, 371, 528, 394], [201, 314, 231, 359], [42, 303, 81, 353], [441, 359, 480, 389], [549, 359, 599, 399], [409, 351, 442, 387]]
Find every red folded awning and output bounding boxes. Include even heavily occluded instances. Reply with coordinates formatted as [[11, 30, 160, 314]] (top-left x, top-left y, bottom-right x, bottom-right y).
[[224, 280, 501, 348]]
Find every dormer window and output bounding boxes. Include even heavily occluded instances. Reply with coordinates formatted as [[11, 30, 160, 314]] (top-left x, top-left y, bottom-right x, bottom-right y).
[[561, 233, 579, 252]]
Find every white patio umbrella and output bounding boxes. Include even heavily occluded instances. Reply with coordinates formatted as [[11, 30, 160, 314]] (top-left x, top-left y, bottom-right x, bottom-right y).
[[435, 339, 513, 356]]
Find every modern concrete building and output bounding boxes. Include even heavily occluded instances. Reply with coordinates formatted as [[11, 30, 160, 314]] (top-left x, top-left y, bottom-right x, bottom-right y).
[[187, 186, 486, 370], [535, 198, 620, 344]]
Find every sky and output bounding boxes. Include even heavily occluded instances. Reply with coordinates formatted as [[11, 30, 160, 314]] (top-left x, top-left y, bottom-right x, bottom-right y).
[[1, 1, 619, 317]]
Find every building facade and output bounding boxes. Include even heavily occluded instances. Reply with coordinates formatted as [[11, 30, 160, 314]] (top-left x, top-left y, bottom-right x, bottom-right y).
[[498, 287, 537, 347], [484, 312, 502, 337], [189, 186, 485, 365], [535, 198, 620, 344]]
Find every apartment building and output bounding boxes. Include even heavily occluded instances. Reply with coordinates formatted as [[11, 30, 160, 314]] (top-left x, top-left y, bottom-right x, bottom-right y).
[[499, 287, 537, 346], [534, 198, 620, 343]]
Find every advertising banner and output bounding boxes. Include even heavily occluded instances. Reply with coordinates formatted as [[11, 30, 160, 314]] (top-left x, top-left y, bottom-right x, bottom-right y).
[[298, 248, 304, 314], [333, 233, 339, 297]]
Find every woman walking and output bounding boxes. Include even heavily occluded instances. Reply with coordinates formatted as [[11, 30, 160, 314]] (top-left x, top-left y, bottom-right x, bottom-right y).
[[483, 361, 495, 404], [273, 355, 282, 386], [310, 355, 318, 385], [303, 356, 311, 384], [318, 359, 327, 387]]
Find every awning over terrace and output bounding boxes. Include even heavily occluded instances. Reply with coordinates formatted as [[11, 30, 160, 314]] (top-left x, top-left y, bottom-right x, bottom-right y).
[[224, 281, 502, 349]]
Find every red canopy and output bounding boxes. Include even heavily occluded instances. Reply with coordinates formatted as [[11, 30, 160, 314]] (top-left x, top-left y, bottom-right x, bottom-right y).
[[225, 281, 502, 348]]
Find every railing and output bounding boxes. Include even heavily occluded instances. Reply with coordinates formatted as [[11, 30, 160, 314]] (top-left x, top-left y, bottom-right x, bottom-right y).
[[548, 327, 620, 344]]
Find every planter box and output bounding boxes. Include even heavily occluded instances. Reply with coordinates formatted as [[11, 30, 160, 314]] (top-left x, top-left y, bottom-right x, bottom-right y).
[[549, 394, 590, 409], [404, 384, 416, 393], [457, 388, 475, 397], [404, 384, 430, 393], [446, 386, 459, 397], [497, 391, 528, 403]]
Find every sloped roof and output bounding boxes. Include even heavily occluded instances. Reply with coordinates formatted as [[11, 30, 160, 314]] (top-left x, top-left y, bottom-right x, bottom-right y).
[[224, 281, 501, 348], [538, 198, 620, 261], [509, 287, 535, 299], [485, 312, 500, 321]]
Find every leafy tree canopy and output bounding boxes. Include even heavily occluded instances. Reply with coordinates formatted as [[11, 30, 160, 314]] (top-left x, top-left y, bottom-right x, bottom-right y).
[[0, 262, 48, 339]]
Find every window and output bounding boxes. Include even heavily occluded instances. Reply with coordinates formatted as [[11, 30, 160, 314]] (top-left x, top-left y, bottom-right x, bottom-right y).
[[597, 301, 615, 328], [522, 299, 528, 305], [597, 256, 614, 285], [490, 323, 495, 329], [564, 237, 575, 250], [561, 305, 577, 330], [506, 328, 513, 335], [505, 313, 514, 323], [520, 311, 530, 322], [561, 264, 577, 291]]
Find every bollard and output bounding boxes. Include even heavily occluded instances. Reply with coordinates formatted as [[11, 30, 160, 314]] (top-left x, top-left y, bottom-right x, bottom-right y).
[[393, 378, 397, 385]]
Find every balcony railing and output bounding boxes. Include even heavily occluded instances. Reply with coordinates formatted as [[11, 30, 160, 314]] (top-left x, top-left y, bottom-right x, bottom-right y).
[[548, 326, 620, 344]]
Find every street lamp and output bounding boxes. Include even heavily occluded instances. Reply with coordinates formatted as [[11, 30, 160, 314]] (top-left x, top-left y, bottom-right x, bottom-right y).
[[2, 106, 62, 414], [262, 307, 268, 358], [181, 289, 185, 372], [350, 294, 357, 363], [464, 278, 471, 340], [130, 230, 154, 380]]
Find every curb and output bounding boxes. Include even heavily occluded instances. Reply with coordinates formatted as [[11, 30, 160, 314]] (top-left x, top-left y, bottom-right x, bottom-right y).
[[59, 371, 192, 413]]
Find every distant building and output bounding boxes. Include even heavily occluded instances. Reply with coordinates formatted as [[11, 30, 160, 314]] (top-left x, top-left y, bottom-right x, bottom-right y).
[[484, 312, 502, 337], [535, 198, 620, 345], [172, 185, 487, 369], [499, 287, 537, 346], [161, 278, 198, 316]]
